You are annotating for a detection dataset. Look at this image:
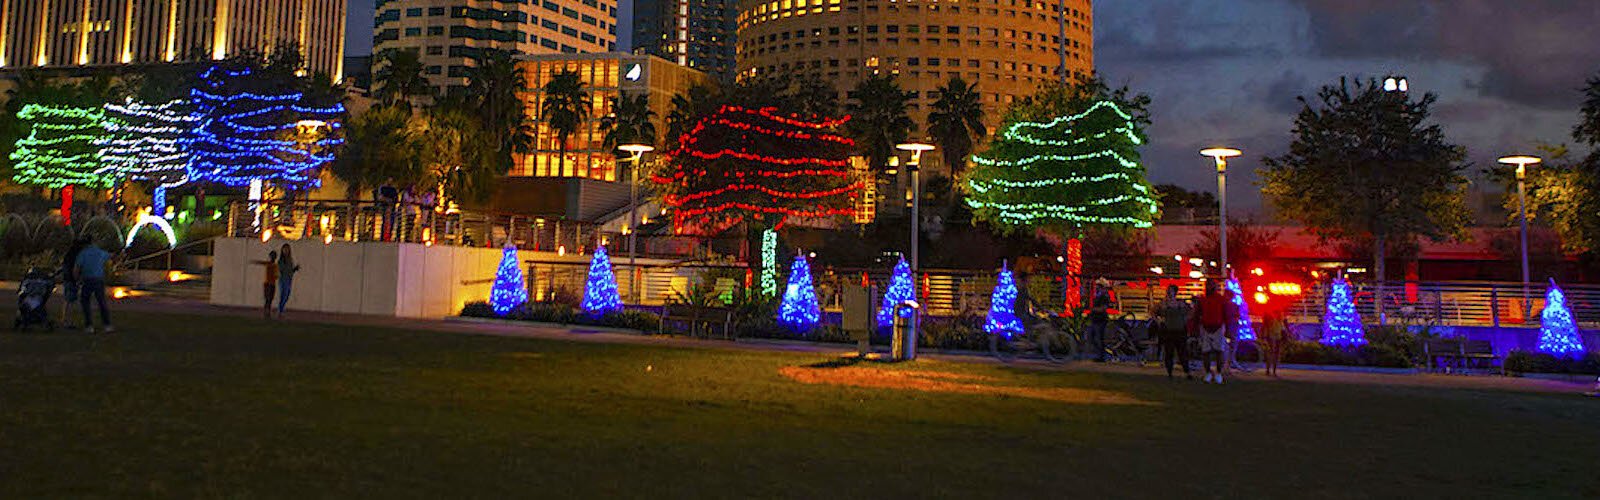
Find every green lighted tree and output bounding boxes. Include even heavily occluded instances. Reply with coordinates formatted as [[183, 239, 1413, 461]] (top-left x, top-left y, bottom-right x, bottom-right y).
[[964, 77, 1158, 236]]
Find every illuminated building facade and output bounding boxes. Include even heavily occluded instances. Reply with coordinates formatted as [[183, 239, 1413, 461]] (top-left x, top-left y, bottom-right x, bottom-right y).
[[632, 0, 737, 80], [513, 52, 710, 181], [735, 0, 1093, 130], [0, 0, 345, 79], [373, 0, 616, 92]]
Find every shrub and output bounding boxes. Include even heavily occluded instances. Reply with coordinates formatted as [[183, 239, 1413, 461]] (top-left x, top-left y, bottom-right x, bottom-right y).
[[918, 314, 988, 351], [1504, 350, 1600, 375], [595, 310, 661, 332], [461, 301, 495, 318]]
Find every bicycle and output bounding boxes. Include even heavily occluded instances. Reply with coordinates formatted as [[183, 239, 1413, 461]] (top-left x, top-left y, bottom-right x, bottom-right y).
[[990, 313, 1080, 363], [1102, 313, 1152, 364]]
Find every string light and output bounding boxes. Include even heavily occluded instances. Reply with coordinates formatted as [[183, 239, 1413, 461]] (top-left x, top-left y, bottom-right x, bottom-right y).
[[1321, 277, 1365, 346], [655, 105, 860, 228], [489, 244, 528, 316], [9, 103, 114, 189], [186, 65, 345, 189], [984, 263, 1024, 338], [760, 229, 779, 297], [877, 257, 915, 329], [581, 245, 623, 318], [99, 98, 199, 207], [1225, 277, 1256, 341], [965, 99, 1159, 231], [1537, 280, 1585, 357], [778, 253, 821, 333], [1064, 238, 1082, 312]]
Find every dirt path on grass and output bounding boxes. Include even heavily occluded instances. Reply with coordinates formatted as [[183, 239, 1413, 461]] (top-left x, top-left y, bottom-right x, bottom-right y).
[[778, 365, 1157, 405]]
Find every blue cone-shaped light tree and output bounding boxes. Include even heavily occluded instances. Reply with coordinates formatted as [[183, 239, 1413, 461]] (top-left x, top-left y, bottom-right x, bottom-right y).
[[1538, 279, 1585, 357], [489, 244, 528, 316], [877, 257, 916, 330], [984, 263, 1024, 338], [1321, 277, 1365, 346], [778, 253, 821, 333], [1225, 277, 1256, 341], [582, 245, 623, 318]]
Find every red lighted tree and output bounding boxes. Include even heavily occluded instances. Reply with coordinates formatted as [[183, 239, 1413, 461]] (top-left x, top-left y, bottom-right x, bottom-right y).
[[653, 105, 862, 230]]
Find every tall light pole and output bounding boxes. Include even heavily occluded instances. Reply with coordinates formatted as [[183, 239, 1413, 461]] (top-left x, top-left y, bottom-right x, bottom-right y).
[[619, 143, 655, 302], [1499, 154, 1541, 314], [896, 142, 936, 274], [1201, 147, 1242, 276]]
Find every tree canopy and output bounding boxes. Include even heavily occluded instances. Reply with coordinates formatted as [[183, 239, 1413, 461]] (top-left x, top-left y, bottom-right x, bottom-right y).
[[1261, 77, 1470, 279]]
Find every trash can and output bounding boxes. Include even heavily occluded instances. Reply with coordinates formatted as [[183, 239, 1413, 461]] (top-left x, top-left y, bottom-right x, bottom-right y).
[[890, 300, 921, 361]]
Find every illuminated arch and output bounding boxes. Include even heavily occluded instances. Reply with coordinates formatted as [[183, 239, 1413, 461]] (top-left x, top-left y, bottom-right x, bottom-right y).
[[125, 214, 177, 249]]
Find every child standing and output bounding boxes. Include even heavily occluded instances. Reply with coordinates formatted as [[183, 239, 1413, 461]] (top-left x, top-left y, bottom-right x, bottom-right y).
[[260, 251, 279, 319]]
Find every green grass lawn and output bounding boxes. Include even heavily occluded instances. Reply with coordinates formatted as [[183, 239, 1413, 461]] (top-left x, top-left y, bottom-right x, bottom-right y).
[[2, 310, 1597, 498]]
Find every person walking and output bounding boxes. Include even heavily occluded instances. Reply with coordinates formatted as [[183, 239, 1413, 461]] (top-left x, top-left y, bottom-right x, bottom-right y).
[[1260, 310, 1289, 377], [1085, 277, 1114, 361], [259, 251, 279, 319], [1189, 279, 1232, 384], [59, 238, 86, 329], [72, 238, 113, 333], [1153, 284, 1193, 380], [275, 243, 300, 318]]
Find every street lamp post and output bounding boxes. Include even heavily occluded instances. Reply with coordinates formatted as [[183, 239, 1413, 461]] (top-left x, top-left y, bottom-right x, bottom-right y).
[[896, 142, 936, 273], [1499, 154, 1542, 315], [618, 143, 655, 302], [1200, 148, 1242, 276]]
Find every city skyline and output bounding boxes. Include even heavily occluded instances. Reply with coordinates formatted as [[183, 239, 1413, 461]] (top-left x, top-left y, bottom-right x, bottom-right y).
[[344, 0, 1600, 212]]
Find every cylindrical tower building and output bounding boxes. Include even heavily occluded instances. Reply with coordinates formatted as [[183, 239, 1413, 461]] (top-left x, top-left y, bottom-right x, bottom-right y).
[[735, 0, 1093, 130]]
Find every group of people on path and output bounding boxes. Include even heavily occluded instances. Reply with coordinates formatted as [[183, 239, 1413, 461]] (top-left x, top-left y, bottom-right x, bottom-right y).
[[57, 237, 115, 333], [1151, 279, 1291, 383]]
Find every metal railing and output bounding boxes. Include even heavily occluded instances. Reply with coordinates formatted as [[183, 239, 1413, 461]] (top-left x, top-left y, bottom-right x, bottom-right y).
[[119, 237, 217, 272], [221, 199, 736, 259], [516, 258, 1600, 330]]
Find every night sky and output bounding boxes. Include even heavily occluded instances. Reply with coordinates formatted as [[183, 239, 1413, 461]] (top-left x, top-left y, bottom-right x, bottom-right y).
[[344, 0, 1600, 213]]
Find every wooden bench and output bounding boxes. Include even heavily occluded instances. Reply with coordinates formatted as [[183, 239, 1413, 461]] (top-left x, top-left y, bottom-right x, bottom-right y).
[[658, 302, 733, 339], [1424, 339, 1500, 373]]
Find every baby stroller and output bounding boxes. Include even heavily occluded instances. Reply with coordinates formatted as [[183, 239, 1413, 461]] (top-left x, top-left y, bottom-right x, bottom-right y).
[[14, 267, 57, 332]]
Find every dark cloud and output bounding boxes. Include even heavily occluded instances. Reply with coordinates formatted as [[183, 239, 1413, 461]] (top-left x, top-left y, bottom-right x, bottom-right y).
[[1292, 0, 1600, 109]]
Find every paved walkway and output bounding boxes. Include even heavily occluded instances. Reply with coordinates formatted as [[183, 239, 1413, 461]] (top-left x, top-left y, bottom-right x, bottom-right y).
[[92, 295, 1600, 395]]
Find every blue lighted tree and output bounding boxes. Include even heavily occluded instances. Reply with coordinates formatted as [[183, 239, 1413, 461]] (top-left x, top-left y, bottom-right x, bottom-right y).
[[984, 263, 1024, 338], [877, 257, 915, 330], [187, 65, 344, 190], [582, 245, 623, 318], [489, 244, 528, 316], [1321, 277, 1365, 346], [1225, 277, 1256, 341], [778, 253, 820, 333], [1538, 279, 1585, 357]]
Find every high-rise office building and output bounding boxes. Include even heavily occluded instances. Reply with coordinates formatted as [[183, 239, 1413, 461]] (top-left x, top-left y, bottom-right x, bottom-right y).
[[632, 0, 736, 80], [0, 0, 346, 78], [373, 0, 617, 92], [735, 0, 1093, 129]]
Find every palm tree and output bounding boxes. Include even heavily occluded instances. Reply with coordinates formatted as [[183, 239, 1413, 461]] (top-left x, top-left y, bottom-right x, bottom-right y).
[[331, 104, 418, 197], [927, 76, 987, 176], [665, 84, 720, 144], [599, 92, 658, 152], [788, 74, 838, 117], [372, 48, 432, 108], [845, 74, 915, 173], [466, 52, 530, 147], [539, 70, 590, 176]]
